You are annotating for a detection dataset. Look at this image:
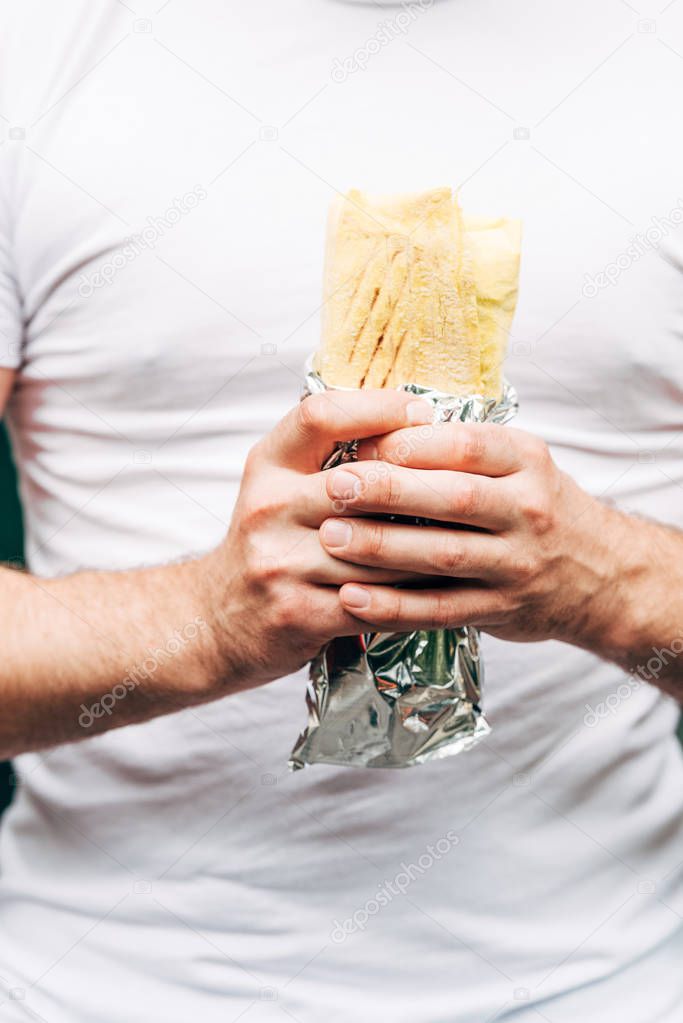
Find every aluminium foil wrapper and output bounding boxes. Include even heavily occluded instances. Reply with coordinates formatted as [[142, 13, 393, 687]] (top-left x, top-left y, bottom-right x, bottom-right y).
[[289, 366, 518, 771]]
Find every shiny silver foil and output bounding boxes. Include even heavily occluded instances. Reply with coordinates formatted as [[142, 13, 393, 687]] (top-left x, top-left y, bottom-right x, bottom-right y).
[[289, 367, 518, 770]]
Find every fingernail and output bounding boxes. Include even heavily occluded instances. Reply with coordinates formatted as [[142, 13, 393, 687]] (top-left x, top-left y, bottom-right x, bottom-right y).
[[342, 585, 370, 610], [330, 469, 359, 500], [322, 519, 352, 547], [406, 399, 433, 425]]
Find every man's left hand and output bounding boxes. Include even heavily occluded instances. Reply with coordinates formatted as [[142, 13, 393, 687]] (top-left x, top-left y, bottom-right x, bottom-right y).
[[319, 419, 623, 646]]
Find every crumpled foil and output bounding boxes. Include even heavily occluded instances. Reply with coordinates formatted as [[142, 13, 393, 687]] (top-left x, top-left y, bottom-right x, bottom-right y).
[[289, 366, 518, 770]]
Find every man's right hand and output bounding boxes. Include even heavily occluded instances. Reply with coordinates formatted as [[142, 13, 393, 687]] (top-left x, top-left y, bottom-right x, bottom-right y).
[[202, 389, 435, 692], [0, 384, 435, 757]]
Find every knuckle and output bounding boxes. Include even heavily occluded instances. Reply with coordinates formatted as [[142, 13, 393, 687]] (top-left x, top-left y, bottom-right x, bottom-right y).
[[364, 464, 401, 510], [389, 591, 405, 627], [269, 583, 301, 631], [371, 392, 403, 434], [244, 540, 282, 586], [458, 426, 486, 467], [239, 476, 289, 531], [297, 393, 328, 434], [244, 443, 264, 476], [513, 553, 539, 583], [519, 430, 551, 467], [435, 536, 467, 576], [239, 492, 271, 530], [362, 522, 389, 561], [368, 396, 388, 434], [384, 467, 403, 510], [451, 480, 479, 520], [376, 590, 402, 628], [493, 585, 524, 621], [520, 492, 553, 532], [429, 591, 451, 630], [533, 440, 553, 470], [238, 490, 264, 528]]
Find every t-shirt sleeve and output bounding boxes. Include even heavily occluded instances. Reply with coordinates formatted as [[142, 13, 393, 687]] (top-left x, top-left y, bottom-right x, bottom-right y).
[[0, 175, 23, 370]]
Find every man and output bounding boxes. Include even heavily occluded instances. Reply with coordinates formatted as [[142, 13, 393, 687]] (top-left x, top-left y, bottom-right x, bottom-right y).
[[1, 0, 682, 1020]]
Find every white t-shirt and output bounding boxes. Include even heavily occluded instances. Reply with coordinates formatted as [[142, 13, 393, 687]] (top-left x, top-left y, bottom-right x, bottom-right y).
[[1, 1, 683, 1020]]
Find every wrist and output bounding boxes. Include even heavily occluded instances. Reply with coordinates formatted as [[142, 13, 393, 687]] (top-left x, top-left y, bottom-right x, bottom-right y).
[[183, 551, 232, 699], [564, 491, 650, 663]]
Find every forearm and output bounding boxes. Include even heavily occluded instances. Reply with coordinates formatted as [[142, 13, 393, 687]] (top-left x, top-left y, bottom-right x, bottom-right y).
[[0, 557, 222, 759], [577, 498, 683, 700]]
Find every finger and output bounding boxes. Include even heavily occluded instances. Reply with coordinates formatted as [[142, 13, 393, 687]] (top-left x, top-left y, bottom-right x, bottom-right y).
[[338, 582, 506, 631], [261, 390, 433, 471], [357, 421, 526, 476], [271, 527, 423, 586], [320, 518, 513, 580], [322, 461, 515, 530], [293, 585, 376, 642]]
